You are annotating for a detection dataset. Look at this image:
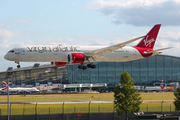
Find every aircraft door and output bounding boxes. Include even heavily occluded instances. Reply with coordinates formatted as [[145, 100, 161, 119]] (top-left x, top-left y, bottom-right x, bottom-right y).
[[21, 49, 25, 55]]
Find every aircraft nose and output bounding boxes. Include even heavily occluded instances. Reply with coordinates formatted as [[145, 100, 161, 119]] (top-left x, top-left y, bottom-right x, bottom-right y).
[[4, 53, 13, 60], [4, 54, 8, 60]]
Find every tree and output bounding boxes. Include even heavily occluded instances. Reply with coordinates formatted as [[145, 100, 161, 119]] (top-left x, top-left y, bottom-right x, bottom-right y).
[[174, 88, 180, 111], [114, 72, 142, 120]]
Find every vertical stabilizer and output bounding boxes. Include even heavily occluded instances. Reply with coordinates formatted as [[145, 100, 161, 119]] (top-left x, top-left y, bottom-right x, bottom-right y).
[[136, 24, 161, 49], [2, 81, 8, 86], [160, 80, 164, 89]]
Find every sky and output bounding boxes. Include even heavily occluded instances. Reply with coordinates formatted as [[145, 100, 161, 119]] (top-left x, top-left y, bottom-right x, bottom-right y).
[[1, 0, 180, 71]]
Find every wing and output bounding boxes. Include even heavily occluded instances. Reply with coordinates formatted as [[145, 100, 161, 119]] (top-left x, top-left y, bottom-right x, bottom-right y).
[[84, 36, 145, 61]]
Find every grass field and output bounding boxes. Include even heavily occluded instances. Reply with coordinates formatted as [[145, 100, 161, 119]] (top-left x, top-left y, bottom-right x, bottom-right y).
[[0, 92, 176, 115], [0, 92, 175, 102], [0, 103, 175, 115]]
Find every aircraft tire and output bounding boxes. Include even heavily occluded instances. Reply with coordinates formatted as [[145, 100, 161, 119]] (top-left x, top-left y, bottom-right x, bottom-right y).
[[78, 65, 83, 69], [82, 66, 87, 70], [87, 64, 92, 68], [91, 65, 96, 69], [17, 65, 21, 68]]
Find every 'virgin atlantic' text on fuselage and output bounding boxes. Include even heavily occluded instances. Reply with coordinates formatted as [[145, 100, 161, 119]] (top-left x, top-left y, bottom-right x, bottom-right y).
[[27, 45, 80, 53]]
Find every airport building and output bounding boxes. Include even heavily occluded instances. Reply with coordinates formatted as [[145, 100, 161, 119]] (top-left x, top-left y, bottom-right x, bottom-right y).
[[0, 54, 180, 91]]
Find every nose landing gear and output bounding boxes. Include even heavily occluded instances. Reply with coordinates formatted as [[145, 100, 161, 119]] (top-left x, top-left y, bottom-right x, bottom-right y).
[[17, 64, 21, 68], [15, 61, 21, 68]]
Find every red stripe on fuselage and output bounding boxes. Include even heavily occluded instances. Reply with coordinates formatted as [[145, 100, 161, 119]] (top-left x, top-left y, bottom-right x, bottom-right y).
[[55, 62, 67, 66], [133, 47, 153, 58]]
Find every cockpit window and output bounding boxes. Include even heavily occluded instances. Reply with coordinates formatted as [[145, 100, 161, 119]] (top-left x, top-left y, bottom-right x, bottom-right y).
[[8, 50, 14, 53]]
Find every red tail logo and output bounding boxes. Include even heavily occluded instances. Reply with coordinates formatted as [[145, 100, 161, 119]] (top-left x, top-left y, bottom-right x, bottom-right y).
[[143, 35, 155, 48], [160, 80, 164, 89], [3, 81, 8, 86], [136, 24, 161, 49], [161, 80, 164, 84], [2, 87, 8, 91]]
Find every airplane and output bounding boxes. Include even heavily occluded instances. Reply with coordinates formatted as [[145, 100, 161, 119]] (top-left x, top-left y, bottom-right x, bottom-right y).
[[160, 80, 174, 91], [4, 24, 171, 69], [143, 80, 164, 92], [143, 80, 174, 92], [0, 81, 39, 93]]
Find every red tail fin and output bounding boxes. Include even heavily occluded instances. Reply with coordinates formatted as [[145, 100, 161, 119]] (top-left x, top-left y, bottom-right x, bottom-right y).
[[160, 80, 164, 89], [2, 87, 8, 91], [160, 85, 164, 89], [2, 81, 8, 86], [135, 24, 161, 49], [161, 80, 163, 84]]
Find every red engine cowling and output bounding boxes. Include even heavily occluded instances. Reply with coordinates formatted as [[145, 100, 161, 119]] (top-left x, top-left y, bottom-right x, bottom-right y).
[[68, 53, 85, 63], [51, 62, 67, 66]]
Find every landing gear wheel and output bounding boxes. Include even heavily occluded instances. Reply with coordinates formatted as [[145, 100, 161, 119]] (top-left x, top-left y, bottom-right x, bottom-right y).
[[17, 64, 21, 68], [87, 64, 92, 68], [78, 65, 83, 69], [78, 64, 87, 70], [91, 65, 96, 69], [82, 66, 87, 70]]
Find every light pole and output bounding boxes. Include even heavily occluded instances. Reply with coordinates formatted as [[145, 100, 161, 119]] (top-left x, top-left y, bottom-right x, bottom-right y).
[[20, 75, 24, 86], [47, 72, 49, 84], [6, 67, 13, 120], [33, 73, 37, 86], [7, 78, 10, 120], [177, 73, 180, 81], [59, 70, 63, 93], [45, 71, 49, 85]]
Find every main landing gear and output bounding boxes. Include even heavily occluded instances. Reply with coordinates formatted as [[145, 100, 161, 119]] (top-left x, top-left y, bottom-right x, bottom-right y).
[[78, 63, 96, 70], [15, 61, 21, 68]]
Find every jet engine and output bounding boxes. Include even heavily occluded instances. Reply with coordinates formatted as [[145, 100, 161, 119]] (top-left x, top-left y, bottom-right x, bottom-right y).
[[67, 53, 85, 63]]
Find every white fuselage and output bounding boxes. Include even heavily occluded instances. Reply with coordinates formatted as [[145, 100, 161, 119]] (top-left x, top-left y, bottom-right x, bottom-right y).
[[0, 87, 39, 92], [4, 45, 159, 63], [144, 86, 162, 91]]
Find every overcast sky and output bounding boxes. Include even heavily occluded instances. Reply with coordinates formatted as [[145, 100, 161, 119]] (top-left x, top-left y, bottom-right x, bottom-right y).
[[0, 0, 180, 71]]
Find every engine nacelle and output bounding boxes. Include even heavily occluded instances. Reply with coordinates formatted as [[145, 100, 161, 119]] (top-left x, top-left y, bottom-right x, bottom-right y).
[[68, 53, 85, 63], [51, 62, 67, 66]]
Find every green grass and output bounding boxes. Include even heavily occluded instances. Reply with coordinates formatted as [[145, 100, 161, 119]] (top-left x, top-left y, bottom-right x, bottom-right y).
[[0, 103, 175, 115], [0, 93, 113, 102], [140, 92, 175, 100], [0, 92, 175, 102], [140, 102, 175, 112], [0, 92, 176, 115]]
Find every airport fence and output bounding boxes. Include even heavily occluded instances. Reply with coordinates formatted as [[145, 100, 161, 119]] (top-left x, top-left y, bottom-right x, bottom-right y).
[[0, 103, 176, 115]]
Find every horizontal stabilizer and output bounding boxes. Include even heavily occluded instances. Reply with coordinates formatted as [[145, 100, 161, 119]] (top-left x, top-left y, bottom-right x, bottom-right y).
[[144, 47, 172, 54]]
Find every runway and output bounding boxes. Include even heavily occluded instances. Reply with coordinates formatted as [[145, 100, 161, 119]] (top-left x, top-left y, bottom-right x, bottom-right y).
[[0, 99, 174, 104]]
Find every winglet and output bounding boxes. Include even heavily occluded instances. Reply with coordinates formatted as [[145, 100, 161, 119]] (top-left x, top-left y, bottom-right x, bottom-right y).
[[136, 24, 161, 49]]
